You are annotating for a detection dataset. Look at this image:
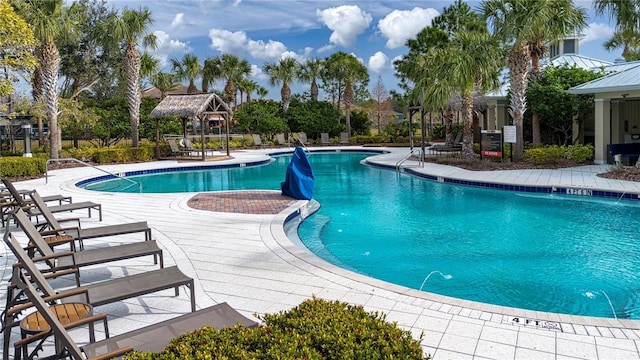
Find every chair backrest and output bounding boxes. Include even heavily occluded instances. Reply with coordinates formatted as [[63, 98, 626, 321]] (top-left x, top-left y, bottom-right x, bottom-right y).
[[13, 208, 56, 262], [340, 132, 349, 144], [276, 133, 286, 145], [29, 192, 63, 230], [11, 265, 85, 359], [0, 177, 28, 207], [252, 134, 262, 146], [4, 231, 59, 298], [183, 138, 196, 150], [453, 132, 462, 144], [321, 133, 329, 144], [298, 132, 307, 144], [167, 138, 180, 152]]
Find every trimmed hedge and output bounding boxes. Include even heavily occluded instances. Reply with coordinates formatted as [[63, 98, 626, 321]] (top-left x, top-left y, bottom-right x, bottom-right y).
[[523, 144, 594, 165], [62, 145, 155, 164], [0, 156, 47, 177], [123, 297, 429, 359]]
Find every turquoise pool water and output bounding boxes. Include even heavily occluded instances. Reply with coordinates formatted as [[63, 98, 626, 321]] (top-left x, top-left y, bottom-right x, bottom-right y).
[[84, 152, 640, 319]]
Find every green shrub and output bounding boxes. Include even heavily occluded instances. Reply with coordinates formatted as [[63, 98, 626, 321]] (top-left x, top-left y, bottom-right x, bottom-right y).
[[89, 145, 155, 164], [564, 143, 594, 163], [523, 145, 564, 164], [0, 156, 47, 177], [523, 144, 593, 165], [123, 297, 428, 360]]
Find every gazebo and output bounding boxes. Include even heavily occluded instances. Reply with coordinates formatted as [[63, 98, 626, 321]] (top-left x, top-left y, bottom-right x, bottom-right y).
[[150, 93, 233, 160]]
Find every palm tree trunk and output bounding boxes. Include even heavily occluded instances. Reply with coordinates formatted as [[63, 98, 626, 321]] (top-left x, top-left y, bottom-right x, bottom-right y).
[[311, 79, 318, 101], [508, 47, 530, 162], [124, 45, 141, 147], [281, 83, 291, 112], [461, 93, 474, 159], [41, 41, 61, 159]]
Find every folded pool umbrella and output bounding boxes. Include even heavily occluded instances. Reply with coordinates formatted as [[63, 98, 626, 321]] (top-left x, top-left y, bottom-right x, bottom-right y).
[[281, 146, 314, 200]]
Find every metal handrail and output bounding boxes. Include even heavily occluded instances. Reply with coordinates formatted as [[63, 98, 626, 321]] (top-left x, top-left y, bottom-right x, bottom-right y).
[[395, 149, 424, 171], [45, 158, 142, 192]]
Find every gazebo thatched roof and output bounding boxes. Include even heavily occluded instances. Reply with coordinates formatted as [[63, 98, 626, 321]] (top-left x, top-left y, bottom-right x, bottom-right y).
[[150, 93, 233, 159], [150, 93, 232, 119], [446, 90, 488, 113]]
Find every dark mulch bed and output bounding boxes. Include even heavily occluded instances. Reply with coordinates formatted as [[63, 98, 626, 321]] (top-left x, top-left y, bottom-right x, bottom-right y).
[[422, 156, 640, 182]]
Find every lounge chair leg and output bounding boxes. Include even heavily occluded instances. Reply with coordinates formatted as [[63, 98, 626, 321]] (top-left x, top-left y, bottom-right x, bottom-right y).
[[189, 280, 195, 312]]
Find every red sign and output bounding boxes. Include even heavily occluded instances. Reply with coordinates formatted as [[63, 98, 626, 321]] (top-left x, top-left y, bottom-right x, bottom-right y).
[[481, 150, 502, 157]]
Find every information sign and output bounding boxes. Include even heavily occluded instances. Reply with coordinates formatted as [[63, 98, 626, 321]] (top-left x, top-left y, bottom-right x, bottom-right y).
[[481, 130, 503, 157], [503, 125, 516, 143]]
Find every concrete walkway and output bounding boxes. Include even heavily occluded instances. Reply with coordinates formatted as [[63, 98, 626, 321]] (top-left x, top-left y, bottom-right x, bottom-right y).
[[2, 146, 640, 359]]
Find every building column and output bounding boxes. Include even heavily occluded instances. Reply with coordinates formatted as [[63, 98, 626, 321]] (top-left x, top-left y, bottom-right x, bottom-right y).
[[594, 98, 610, 164]]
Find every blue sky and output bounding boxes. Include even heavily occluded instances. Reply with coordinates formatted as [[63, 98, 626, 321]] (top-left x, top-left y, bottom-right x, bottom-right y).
[[106, 0, 619, 100]]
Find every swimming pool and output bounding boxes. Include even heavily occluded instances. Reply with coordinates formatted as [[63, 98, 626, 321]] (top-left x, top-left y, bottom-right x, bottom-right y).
[[83, 152, 640, 319]]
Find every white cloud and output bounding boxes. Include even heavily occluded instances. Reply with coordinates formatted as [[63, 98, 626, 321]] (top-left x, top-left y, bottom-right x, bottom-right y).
[[251, 64, 268, 80], [316, 5, 372, 47], [171, 13, 185, 28], [317, 44, 335, 53], [368, 51, 389, 73], [378, 7, 439, 49], [247, 39, 288, 61], [581, 22, 615, 44], [152, 30, 192, 68], [281, 50, 306, 63], [208, 28, 248, 55]]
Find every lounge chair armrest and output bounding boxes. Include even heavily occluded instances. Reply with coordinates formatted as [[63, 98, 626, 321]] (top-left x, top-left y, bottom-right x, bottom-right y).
[[7, 287, 89, 315], [55, 217, 82, 228], [91, 346, 134, 360], [14, 313, 109, 349], [40, 226, 81, 237], [31, 251, 75, 263]]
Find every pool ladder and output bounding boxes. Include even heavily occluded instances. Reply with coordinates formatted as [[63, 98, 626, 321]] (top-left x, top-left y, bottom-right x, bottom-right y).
[[395, 149, 424, 172], [46, 158, 142, 192]]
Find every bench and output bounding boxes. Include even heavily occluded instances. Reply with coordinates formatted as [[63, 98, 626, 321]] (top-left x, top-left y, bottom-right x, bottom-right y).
[[609, 143, 640, 165]]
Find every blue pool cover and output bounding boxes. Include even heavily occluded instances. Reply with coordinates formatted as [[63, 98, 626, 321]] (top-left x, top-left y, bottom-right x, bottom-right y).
[[281, 147, 314, 200]]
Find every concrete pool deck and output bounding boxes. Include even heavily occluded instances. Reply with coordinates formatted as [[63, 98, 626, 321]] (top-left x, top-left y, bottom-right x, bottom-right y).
[[2, 146, 640, 359]]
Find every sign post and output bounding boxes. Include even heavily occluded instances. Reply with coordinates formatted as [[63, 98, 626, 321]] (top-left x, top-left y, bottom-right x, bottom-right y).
[[503, 125, 517, 162]]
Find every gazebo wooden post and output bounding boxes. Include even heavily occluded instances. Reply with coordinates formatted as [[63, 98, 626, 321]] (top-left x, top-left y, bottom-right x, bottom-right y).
[[224, 112, 230, 157], [200, 115, 206, 161]]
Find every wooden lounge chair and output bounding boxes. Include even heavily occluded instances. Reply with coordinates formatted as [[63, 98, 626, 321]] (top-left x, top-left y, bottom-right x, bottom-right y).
[[321, 133, 330, 145], [276, 133, 289, 147], [166, 138, 190, 158], [0, 180, 72, 227], [11, 208, 163, 271], [299, 132, 308, 145], [339, 132, 349, 145], [3, 232, 197, 359], [429, 133, 462, 154], [11, 263, 257, 359], [1, 178, 101, 222], [29, 191, 151, 251], [252, 134, 265, 148]]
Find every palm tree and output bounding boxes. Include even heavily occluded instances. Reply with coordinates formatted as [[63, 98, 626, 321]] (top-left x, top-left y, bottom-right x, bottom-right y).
[[201, 57, 221, 93], [106, 7, 156, 147], [299, 58, 323, 101], [421, 30, 501, 159], [149, 72, 178, 158], [256, 86, 268, 99], [482, 0, 585, 161], [171, 54, 201, 94], [263, 57, 299, 112], [242, 79, 258, 103], [12, 0, 74, 159], [211, 54, 251, 108], [528, 0, 586, 144], [595, 0, 640, 61]]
